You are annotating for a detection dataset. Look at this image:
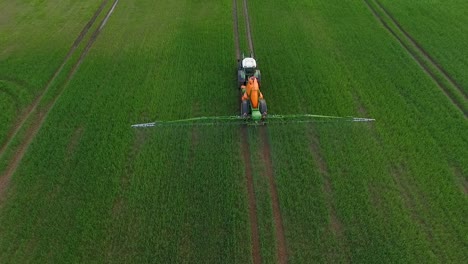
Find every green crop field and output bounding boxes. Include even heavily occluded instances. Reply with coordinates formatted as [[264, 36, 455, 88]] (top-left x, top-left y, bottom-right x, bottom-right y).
[[0, 0, 466, 263], [378, 0, 468, 93]]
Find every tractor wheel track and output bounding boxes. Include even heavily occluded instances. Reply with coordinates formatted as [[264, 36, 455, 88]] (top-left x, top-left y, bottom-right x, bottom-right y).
[[234, 0, 288, 262], [0, 0, 120, 200], [241, 126, 262, 264], [232, 0, 241, 61], [242, 0, 255, 57], [260, 127, 288, 264], [374, 0, 467, 99], [364, 0, 467, 117], [0, 0, 110, 158], [242, 0, 288, 261], [234, 0, 261, 263], [232, 0, 262, 264]]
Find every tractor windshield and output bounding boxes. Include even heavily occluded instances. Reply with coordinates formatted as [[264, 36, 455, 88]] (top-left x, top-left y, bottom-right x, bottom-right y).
[[245, 67, 255, 75]]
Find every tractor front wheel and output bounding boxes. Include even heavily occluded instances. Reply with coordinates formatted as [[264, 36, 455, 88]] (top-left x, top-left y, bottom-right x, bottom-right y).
[[238, 70, 246, 88], [254, 70, 261, 86]]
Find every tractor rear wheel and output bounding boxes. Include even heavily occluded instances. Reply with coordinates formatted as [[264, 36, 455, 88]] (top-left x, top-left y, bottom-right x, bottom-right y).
[[259, 99, 267, 117], [241, 100, 249, 118]]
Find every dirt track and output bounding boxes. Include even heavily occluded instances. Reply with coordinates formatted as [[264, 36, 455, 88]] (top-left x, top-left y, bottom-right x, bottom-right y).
[[242, 0, 255, 57], [0, 0, 120, 200], [233, 0, 262, 262], [260, 127, 288, 264], [241, 127, 262, 264], [232, 0, 241, 61], [234, 0, 288, 262]]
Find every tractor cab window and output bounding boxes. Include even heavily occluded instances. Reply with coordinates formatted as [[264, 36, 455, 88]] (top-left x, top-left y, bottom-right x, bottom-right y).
[[245, 67, 255, 75]]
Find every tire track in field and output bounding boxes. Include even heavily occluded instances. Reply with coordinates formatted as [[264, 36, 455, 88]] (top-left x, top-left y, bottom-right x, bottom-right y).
[[234, 0, 261, 262], [232, 0, 241, 61], [363, 0, 467, 117], [259, 127, 288, 264], [0, 0, 110, 159], [241, 127, 262, 264], [238, 0, 288, 261], [308, 128, 351, 262], [374, 0, 467, 99], [242, 0, 255, 57], [0, 0, 120, 200], [242, 0, 288, 260]]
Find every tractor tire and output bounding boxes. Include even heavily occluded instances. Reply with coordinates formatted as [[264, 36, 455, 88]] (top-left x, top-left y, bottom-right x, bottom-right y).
[[238, 70, 246, 87], [259, 99, 267, 117], [254, 70, 261, 86], [241, 100, 249, 118]]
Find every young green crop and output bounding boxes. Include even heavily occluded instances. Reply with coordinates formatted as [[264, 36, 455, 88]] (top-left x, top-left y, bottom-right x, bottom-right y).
[[0, 0, 467, 262], [0, 0, 106, 156], [0, 0, 252, 262], [379, 0, 468, 93], [250, 0, 467, 262]]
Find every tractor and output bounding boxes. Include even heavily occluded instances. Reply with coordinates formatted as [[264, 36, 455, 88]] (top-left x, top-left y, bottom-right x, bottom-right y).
[[131, 57, 375, 128], [238, 56, 267, 121]]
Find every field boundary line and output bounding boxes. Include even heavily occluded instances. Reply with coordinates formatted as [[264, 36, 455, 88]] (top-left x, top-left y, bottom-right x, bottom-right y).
[[0, 0, 110, 159], [260, 127, 288, 264], [0, 0, 120, 200], [363, 0, 467, 118], [375, 0, 467, 99]]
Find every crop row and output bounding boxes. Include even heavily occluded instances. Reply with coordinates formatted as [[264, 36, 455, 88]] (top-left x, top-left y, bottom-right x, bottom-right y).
[[379, 0, 468, 93], [0, 0, 466, 262], [250, 0, 467, 262], [0, 0, 254, 262]]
